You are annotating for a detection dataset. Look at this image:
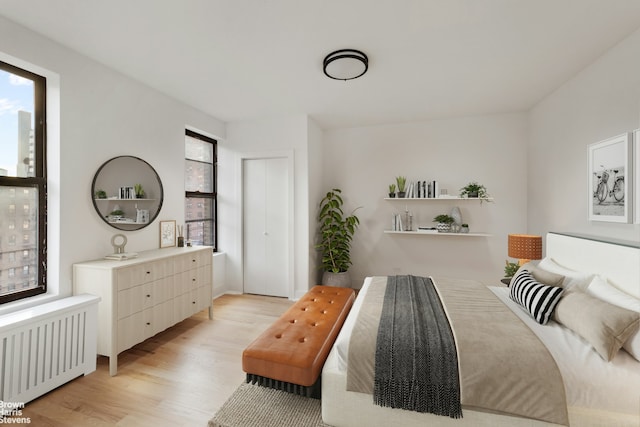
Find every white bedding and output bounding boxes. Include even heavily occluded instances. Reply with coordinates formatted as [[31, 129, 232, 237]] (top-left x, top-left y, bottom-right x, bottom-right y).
[[330, 277, 640, 423]]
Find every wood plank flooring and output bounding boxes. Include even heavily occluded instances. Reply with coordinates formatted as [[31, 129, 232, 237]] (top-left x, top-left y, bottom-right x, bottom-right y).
[[17, 294, 293, 426]]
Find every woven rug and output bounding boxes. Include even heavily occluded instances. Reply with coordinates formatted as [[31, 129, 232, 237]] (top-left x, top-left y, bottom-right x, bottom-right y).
[[209, 382, 330, 427]]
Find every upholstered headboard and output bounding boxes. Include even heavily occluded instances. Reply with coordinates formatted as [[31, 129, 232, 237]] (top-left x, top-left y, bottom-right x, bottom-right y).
[[546, 232, 640, 298]]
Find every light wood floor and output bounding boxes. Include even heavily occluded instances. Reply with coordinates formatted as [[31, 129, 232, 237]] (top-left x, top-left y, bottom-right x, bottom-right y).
[[18, 294, 293, 426]]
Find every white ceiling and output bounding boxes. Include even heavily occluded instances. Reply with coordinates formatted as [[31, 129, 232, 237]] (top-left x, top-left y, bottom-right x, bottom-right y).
[[2, 1, 640, 130]]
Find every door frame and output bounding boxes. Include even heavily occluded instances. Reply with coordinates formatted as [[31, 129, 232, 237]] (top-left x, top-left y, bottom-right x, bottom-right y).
[[239, 150, 294, 299]]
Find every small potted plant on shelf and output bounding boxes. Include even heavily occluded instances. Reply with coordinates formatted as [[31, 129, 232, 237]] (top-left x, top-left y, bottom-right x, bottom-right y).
[[94, 189, 107, 199], [134, 183, 145, 198], [460, 223, 469, 233], [388, 184, 396, 198], [396, 176, 407, 198], [433, 214, 455, 233], [460, 181, 492, 203]]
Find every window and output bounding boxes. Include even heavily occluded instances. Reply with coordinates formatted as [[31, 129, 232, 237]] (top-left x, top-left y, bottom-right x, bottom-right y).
[[184, 130, 217, 250], [0, 60, 47, 304]]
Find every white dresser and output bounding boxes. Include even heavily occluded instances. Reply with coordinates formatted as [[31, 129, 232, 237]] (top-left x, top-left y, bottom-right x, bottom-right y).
[[73, 246, 213, 375]]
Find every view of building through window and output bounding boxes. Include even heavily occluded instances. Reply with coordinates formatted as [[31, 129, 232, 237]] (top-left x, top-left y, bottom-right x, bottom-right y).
[[184, 130, 217, 250], [0, 62, 46, 303]]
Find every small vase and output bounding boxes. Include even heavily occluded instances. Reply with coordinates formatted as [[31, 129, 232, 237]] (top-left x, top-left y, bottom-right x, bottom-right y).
[[461, 226, 469, 233], [450, 206, 462, 225]]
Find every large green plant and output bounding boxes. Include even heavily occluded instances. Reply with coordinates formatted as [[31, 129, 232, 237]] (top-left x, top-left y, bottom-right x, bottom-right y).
[[316, 189, 360, 273]]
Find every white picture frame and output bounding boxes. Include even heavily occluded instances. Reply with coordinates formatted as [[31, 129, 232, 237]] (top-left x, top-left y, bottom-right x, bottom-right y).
[[160, 220, 176, 248], [635, 129, 640, 224], [588, 133, 632, 223]]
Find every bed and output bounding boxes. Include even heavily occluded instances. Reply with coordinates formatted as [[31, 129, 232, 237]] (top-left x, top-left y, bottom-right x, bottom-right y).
[[321, 232, 640, 426]]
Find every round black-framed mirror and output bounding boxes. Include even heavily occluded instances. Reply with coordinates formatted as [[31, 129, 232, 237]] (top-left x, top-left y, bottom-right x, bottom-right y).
[[91, 156, 164, 231]]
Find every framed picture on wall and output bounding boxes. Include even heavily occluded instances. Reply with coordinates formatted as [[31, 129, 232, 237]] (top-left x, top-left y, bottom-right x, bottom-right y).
[[635, 129, 640, 224], [160, 220, 176, 248], [588, 133, 632, 223]]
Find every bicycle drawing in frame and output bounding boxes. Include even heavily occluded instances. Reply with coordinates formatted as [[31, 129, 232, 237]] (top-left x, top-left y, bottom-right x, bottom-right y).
[[588, 133, 632, 223]]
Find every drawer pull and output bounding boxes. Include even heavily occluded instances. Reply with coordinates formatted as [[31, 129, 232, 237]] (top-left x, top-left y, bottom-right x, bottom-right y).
[[146, 294, 151, 298], [192, 259, 196, 263], [146, 322, 151, 325], [192, 278, 196, 282], [146, 271, 151, 275]]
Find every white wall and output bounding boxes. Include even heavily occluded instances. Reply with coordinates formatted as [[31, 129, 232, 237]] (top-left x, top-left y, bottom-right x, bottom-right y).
[[220, 115, 312, 298], [529, 28, 640, 244], [0, 16, 225, 315], [323, 113, 529, 287]]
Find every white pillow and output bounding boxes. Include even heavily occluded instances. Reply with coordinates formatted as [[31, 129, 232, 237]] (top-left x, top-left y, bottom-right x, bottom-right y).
[[587, 275, 640, 361], [537, 257, 593, 291]]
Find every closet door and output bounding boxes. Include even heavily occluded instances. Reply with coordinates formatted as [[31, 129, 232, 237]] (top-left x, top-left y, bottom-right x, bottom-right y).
[[243, 157, 289, 297]]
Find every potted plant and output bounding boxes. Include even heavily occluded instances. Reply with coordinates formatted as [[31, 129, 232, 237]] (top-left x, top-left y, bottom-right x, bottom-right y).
[[460, 223, 469, 233], [94, 189, 107, 199], [316, 189, 360, 287], [459, 181, 492, 202], [504, 260, 519, 278], [134, 183, 145, 198], [388, 184, 396, 198], [433, 214, 455, 233], [396, 176, 407, 198]]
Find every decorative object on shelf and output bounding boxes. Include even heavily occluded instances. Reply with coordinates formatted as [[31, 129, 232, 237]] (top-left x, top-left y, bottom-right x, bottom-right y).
[[396, 176, 407, 198], [388, 184, 396, 198], [450, 206, 462, 225], [95, 189, 107, 199], [316, 189, 360, 287], [134, 183, 145, 198], [323, 49, 368, 81], [160, 220, 176, 248], [433, 214, 455, 233], [135, 208, 149, 224], [405, 208, 413, 231], [460, 181, 492, 203], [177, 224, 185, 247], [460, 223, 469, 233], [109, 208, 124, 218], [508, 234, 542, 266]]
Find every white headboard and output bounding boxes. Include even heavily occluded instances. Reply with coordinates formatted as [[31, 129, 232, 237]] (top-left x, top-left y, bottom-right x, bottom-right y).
[[546, 232, 640, 298]]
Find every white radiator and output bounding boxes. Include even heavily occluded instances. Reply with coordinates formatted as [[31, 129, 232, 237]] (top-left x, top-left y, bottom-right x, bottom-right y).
[[0, 294, 100, 407]]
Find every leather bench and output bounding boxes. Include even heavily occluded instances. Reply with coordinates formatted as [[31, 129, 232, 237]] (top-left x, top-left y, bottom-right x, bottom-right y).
[[242, 285, 355, 397]]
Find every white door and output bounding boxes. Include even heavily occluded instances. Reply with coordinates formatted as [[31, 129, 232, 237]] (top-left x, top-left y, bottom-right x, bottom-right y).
[[243, 157, 289, 297]]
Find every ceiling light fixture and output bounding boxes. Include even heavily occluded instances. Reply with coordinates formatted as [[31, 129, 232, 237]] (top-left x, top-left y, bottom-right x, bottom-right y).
[[323, 49, 368, 81]]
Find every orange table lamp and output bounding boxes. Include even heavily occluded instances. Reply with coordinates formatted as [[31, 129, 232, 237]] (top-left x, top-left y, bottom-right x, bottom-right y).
[[508, 234, 542, 266]]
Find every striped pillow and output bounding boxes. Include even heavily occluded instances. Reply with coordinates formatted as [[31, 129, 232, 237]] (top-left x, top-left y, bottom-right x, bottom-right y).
[[510, 269, 564, 325]]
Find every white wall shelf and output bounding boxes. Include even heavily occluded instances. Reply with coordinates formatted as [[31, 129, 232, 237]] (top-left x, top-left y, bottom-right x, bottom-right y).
[[384, 197, 493, 202], [384, 231, 491, 237]]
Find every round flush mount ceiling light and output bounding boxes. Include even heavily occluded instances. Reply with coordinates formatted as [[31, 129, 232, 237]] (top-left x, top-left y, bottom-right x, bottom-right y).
[[323, 49, 368, 81]]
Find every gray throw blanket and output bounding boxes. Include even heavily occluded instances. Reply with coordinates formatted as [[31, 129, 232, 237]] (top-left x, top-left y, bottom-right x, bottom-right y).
[[373, 275, 462, 418]]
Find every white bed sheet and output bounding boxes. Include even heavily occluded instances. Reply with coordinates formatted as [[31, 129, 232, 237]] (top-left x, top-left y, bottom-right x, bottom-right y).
[[489, 286, 640, 416], [332, 277, 640, 417]]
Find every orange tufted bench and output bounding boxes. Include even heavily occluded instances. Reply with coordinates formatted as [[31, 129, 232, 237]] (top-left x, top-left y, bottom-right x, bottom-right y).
[[242, 285, 355, 398]]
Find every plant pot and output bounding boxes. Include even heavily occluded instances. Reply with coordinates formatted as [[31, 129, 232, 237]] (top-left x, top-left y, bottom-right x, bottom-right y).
[[468, 191, 478, 198], [322, 271, 351, 288], [436, 222, 451, 233], [388, 193, 396, 198], [460, 226, 469, 233], [397, 191, 406, 198]]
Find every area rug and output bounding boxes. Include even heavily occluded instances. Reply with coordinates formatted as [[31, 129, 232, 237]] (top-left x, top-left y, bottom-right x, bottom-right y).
[[209, 382, 330, 427]]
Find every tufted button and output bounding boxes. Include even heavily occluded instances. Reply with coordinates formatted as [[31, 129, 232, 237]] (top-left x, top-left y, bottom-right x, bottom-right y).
[[275, 333, 282, 339], [289, 319, 297, 323], [298, 337, 307, 343]]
